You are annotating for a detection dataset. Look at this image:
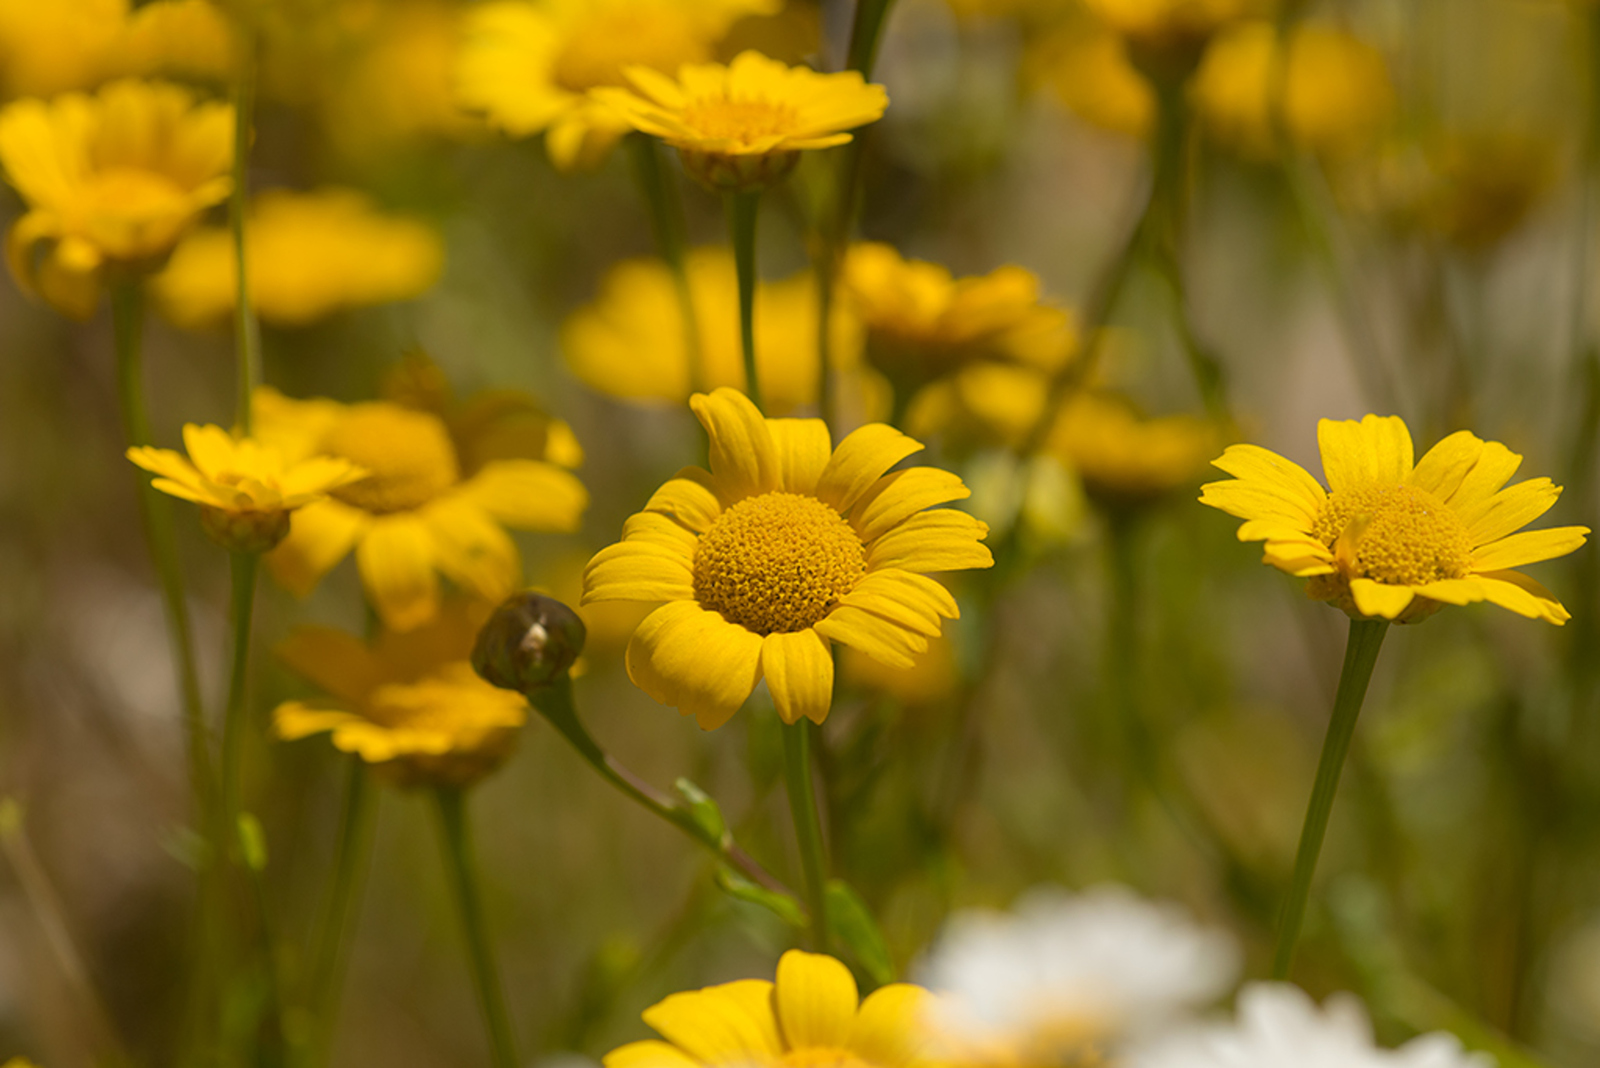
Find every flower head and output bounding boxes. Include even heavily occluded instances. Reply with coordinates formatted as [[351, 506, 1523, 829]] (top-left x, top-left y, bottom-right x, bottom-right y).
[[254, 383, 588, 632], [274, 603, 527, 788], [594, 50, 888, 191], [151, 188, 444, 329], [127, 423, 367, 553], [604, 949, 942, 1068], [1047, 393, 1217, 506], [583, 388, 992, 729], [1085, 0, 1265, 71], [1200, 415, 1589, 624], [456, 0, 776, 170], [0, 78, 232, 317], [0, 0, 125, 100], [917, 885, 1239, 1066]]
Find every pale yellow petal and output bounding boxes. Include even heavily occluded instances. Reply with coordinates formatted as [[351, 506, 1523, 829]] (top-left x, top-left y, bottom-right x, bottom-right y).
[[1471, 526, 1589, 571], [865, 511, 992, 573], [1199, 479, 1320, 531], [1438, 438, 1522, 510], [642, 979, 781, 1066], [267, 499, 368, 597], [814, 604, 928, 669], [816, 424, 923, 513], [356, 515, 440, 631], [761, 630, 833, 726], [1475, 570, 1571, 624], [603, 1041, 703, 1068], [622, 511, 700, 554], [849, 984, 936, 1068], [458, 460, 588, 531], [421, 499, 521, 602], [1208, 443, 1325, 521], [1458, 478, 1562, 546], [769, 418, 833, 496], [1317, 414, 1413, 492], [1348, 578, 1412, 620], [690, 388, 778, 501], [182, 423, 237, 479], [625, 601, 763, 730], [850, 468, 970, 542], [583, 542, 695, 603], [775, 950, 859, 1051], [1408, 429, 1484, 501], [646, 467, 725, 532]]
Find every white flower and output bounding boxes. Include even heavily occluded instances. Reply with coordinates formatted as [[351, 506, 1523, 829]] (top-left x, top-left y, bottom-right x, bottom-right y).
[[914, 884, 1240, 1061], [1125, 983, 1494, 1068]]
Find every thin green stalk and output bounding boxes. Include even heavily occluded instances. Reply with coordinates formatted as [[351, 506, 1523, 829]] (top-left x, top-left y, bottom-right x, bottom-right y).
[[726, 191, 763, 410], [528, 678, 794, 899], [1272, 617, 1388, 979], [220, 551, 259, 839], [781, 721, 830, 952], [628, 134, 705, 391], [229, 25, 261, 433], [433, 787, 518, 1068], [846, 0, 898, 77], [301, 760, 375, 1068]]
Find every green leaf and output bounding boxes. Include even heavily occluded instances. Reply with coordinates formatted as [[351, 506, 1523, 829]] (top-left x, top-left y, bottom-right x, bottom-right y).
[[715, 867, 805, 928], [674, 778, 728, 843], [825, 879, 895, 987]]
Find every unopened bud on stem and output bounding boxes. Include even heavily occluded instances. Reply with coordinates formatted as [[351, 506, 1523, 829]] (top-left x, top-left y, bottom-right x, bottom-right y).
[[471, 592, 586, 693]]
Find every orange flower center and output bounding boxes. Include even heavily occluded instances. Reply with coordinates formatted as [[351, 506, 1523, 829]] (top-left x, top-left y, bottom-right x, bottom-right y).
[[1311, 483, 1473, 586], [320, 402, 460, 514], [692, 491, 865, 635], [681, 96, 799, 144]]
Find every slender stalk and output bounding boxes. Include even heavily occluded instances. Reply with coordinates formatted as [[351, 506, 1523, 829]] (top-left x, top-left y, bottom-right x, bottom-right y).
[[220, 551, 259, 841], [846, 0, 898, 77], [110, 282, 210, 813], [1272, 617, 1388, 979], [433, 787, 518, 1068], [528, 679, 794, 899], [301, 760, 375, 1068], [781, 721, 830, 952], [726, 191, 764, 410], [628, 134, 705, 392], [229, 23, 261, 433]]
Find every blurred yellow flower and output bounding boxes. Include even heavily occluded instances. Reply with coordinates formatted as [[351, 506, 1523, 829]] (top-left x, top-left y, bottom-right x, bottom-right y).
[[604, 949, 940, 1068], [0, 78, 232, 318], [253, 385, 588, 632], [151, 188, 444, 328], [594, 49, 889, 191], [842, 630, 957, 706], [1085, 0, 1264, 77], [842, 242, 1076, 446], [127, 423, 367, 553], [111, 0, 237, 84], [0, 0, 125, 101], [456, 0, 776, 171], [1201, 414, 1589, 624], [560, 246, 865, 416], [274, 603, 527, 788], [1029, 18, 1154, 138], [583, 388, 991, 729], [1047, 392, 1217, 506], [1191, 21, 1393, 160]]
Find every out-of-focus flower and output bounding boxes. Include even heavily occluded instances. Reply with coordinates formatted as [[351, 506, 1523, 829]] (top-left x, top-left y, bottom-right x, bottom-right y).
[[1047, 392, 1217, 507], [583, 388, 991, 729], [274, 602, 528, 788], [842, 629, 957, 706], [1029, 17, 1155, 138], [456, 0, 776, 171], [594, 50, 888, 191], [253, 384, 588, 632], [560, 246, 865, 416], [1200, 414, 1589, 624], [1191, 21, 1393, 160], [127, 423, 366, 553], [604, 949, 942, 1068], [918, 885, 1239, 1065], [0, 0, 126, 101], [1125, 983, 1491, 1068], [842, 242, 1076, 448], [151, 188, 444, 328], [1084, 0, 1266, 76], [0, 78, 232, 318], [111, 0, 237, 84]]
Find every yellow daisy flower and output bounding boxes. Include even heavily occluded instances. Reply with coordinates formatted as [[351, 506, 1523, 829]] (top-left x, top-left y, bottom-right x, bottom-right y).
[[274, 603, 528, 788], [0, 78, 232, 318], [0, 0, 125, 101], [1028, 17, 1154, 138], [1047, 392, 1217, 506], [151, 188, 445, 329], [583, 388, 992, 729], [110, 0, 237, 84], [127, 423, 367, 553], [1200, 414, 1589, 624], [604, 949, 941, 1068], [593, 49, 889, 192], [253, 385, 589, 632], [456, 0, 776, 171]]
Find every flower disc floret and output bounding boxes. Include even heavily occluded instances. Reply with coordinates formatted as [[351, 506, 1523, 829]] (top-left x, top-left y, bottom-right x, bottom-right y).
[[1310, 483, 1472, 586]]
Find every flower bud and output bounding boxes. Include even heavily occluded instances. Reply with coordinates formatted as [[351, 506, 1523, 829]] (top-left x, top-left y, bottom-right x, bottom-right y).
[[679, 149, 799, 194], [472, 591, 586, 692], [200, 505, 291, 554]]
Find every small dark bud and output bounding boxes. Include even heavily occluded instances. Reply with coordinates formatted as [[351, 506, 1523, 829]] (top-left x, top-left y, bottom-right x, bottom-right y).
[[472, 591, 586, 693]]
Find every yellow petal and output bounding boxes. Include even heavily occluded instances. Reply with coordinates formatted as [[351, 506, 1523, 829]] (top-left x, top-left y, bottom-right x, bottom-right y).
[[1208, 443, 1325, 521], [850, 468, 970, 543], [127, 445, 201, 487], [1437, 438, 1522, 510], [625, 602, 762, 730], [815, 604, 928, 670], [769, 418, 833, 496], [1348, 578, 1412, 620], [422, 499, 520, 602], [583, 542, 695, 603], [691, 388, 778, 502], [1199, 480, 1320, 531], [775, 950, 859, 1051], [646, 468, 725, 532], [603, 1041, 704, 1068], [1317, 414, 1413, 492], [272, 701, 362, 742], [838, 570, 956, 638], [356, 515, 440, 631], [1408, 429, 1484, 501], [816, 424, 924, 513], [182, 423, 238, 479], [761, 630, 834, 726], [865, 511, 992, 573], [622, 511, 700, 554], [275, 626, 382, 703], [1475, 570, 1571, 624], [459, 460, 588, 531], [1471, 526, 1590, 571], [1458, 479, 1562, 546], [642, 979, 782, 1066], [849, 984, 935, 1068], [267, 499, 368, 597]]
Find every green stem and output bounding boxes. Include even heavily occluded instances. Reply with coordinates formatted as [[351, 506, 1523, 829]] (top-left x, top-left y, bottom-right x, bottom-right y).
[[528, 679, 795, 900], [110, 283, 210, 814], [229, 25, 261, 433], [1272, 617, 1388, 979], [726, 190, 763, 411], [628, 134, 705, 392], [846, 0, 898, 77], [301, 760, 375, 1068], [220, 551, 259, 841], [433, 787, 518, 1068], [781, 721, 830, 952]]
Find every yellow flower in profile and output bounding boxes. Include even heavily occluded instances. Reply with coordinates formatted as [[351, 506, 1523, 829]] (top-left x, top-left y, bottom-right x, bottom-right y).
[[253, 385, 588, 632], [274, 603, 528, 788], [0, 78, 232, 318], [0, 0, 125, 100], [604, 950, 940, 1068], [127, 423, 367, 553], [593, 50, 889, 191], [1047, 392, 1217, 506], [1191, 21, 1393, 160], [456, 0, 776, 171], [1029, 18, 1154, 138], [110, 0, 237, 84], [1200, 415, 1589, 624], [561, 247, 866, 416], [583, 388, 991, 729], [1084, 0, 1263, 77], [151, 188, 445, 329]]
